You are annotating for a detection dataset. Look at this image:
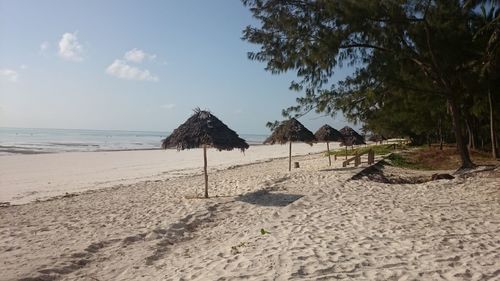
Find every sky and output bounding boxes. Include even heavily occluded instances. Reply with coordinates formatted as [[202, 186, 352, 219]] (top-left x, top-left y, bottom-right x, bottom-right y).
[[0, 0, 358, 135]]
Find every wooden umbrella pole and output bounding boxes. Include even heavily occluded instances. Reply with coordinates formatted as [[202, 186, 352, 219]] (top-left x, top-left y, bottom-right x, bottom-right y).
[[289, 141, 292, 171], [345, 145, 348, 160], [203, 145, 209, 198], [327, 141, 331, 166]]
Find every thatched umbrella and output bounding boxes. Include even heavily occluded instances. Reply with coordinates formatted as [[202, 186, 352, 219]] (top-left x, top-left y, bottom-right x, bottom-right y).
[[162, 109, 249, 198], [369, 134, 387, 144], [264, 118, 316, 171], [314, 124, 343, 166], [339, 126, 366, 159]]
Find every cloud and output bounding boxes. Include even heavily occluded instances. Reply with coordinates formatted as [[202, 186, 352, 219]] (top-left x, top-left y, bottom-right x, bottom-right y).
[[58, 32, 84, 61], [106, 48, 159, 81], [20, 64, 28, 70], [124, 48, 156, 63], [160, 104, 175, 109], [0, 69, 19, 82], [105, 60, 158, 82], [40, 41, 50, 53]]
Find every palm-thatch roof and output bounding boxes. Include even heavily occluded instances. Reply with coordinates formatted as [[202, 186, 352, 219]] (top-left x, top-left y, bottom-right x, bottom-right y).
[[314, 124, 344, 142], [339, 126, 366, 146], [264, 118, 316, 145], [368, 134, 387, 142], [162, 109, 249, 151]]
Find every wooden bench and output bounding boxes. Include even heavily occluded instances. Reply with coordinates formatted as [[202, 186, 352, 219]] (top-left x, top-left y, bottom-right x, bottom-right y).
[[342, 149, 375, 167]]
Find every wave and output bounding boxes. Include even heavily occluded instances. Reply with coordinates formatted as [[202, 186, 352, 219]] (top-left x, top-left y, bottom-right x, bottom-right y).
[[0, 128, 268, 155]]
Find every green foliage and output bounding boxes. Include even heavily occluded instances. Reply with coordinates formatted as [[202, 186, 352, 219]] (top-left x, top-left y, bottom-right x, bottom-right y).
[[384, 153, 421, 169], [242, 0, 500, 168]]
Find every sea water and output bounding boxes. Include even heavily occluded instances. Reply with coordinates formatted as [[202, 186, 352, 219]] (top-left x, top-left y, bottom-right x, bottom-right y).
[[0, 127, 267, 155]]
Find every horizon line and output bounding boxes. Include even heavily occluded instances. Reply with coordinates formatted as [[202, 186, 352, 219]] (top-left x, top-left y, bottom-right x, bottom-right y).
[[0, 126, 271, 136]]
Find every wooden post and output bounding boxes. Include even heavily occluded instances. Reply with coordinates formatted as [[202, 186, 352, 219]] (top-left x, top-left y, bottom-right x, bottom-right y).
[[288, 141, 292, 172], [203, 145, 208, 198], [334, 154, 337, 161], [345, 146, 348, 160], [326, 141, 331, 166], [368, 149, 374, 164]]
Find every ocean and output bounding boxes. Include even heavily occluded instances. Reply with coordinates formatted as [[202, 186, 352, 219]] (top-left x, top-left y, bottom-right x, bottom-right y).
[[0, 127, 268, 155]]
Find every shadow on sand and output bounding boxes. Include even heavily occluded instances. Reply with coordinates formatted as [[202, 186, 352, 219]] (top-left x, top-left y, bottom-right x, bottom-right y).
[[319, 166, 361, 172], [236, 190, 303, 207]]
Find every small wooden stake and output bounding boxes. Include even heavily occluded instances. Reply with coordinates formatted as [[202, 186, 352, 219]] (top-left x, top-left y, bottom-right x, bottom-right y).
[[288, 141, 292, 171], [326, 141, 331, 166], [368, 149, 374, 164], [203, 145, 208, 198]]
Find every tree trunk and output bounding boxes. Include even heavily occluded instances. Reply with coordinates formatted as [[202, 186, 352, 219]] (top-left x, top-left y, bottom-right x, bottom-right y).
[[288, 141, 292, 171], [466, 117, 477, 151], [345, 146, 348, 160], [489, 87, 498, 159], [448, 96, 475, 169], [326, 141, 331, 166], [438, 118, 443, 150], [203, 145, 208, 198], [466, 119, 472, 150]]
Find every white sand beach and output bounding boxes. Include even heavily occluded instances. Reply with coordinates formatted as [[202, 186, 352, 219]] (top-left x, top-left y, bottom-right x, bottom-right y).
[[0, 143, 329, 205], [3, 1, 499, 280], [1, 150, 499, 281]]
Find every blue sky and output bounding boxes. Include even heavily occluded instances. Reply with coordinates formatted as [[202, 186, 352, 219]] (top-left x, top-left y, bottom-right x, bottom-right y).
[[0, 0, 358, 135]]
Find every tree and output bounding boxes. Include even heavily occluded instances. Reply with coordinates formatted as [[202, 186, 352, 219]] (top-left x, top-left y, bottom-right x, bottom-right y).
[[473, 2, 499, 158], [242, 0, 498, 169]]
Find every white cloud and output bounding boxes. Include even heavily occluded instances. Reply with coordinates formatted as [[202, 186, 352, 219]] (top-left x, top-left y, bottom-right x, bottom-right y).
[[40, 41, 50, 53], [105, 60, 158, 82], [161, 104, 175, 109], [124, 48, 156, 63], [0, 69, 19, 82], [58, 32, 84, 61]]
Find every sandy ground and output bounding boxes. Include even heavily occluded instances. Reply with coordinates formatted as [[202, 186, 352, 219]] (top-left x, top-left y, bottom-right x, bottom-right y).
[[0, 143, 330, 204], [1, 152, 499, 281]]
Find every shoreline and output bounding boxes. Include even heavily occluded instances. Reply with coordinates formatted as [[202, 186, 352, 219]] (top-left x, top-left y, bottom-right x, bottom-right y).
[[0, 152, 316, 208], [0, 143, 269, 156], [0, 143, 332, 205]]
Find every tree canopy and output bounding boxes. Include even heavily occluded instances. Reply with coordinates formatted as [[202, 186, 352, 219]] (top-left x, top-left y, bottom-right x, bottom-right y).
[[243, 0, 499, 169]]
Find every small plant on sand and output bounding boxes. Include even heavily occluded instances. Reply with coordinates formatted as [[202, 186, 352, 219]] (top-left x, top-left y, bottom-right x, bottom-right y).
[[385, 153, 425, 170], [230, 242, 247, 255], [260, 228, 271, 235]]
